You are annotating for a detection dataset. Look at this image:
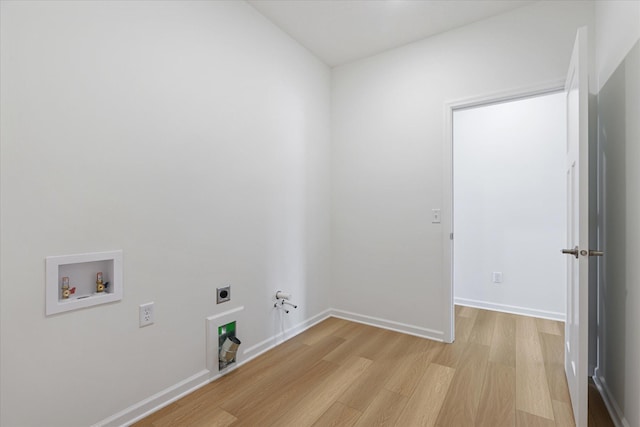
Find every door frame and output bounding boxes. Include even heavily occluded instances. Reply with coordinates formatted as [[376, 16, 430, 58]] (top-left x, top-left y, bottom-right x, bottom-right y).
[[442, 79, 566, 343]]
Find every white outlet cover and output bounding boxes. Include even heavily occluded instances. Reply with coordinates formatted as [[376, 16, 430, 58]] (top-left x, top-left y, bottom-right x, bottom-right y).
[[139, 302, 154, 327], [432, 208, 441, 223]]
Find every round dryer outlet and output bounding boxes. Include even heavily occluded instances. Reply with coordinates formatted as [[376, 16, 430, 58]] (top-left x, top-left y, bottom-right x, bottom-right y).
[[216, 286, 231, 304]]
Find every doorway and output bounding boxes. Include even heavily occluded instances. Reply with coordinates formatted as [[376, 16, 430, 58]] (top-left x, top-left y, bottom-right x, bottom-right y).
[[452, 92, 567, 321], [442, 87, 567, 342]]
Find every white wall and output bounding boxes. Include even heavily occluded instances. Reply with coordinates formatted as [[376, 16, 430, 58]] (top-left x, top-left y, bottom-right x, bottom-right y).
[[453, 93, 566, 320], [594, 2, 640, 426], [0, 1, 331, 426], [331, 1, 594, 338], [595, 0, 640, 92]]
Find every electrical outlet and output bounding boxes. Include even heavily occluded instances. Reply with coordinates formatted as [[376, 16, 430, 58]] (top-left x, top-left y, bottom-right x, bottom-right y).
[[139, 302, 154, 327], [492, 272, 503, 283], [217, 286, 231, 304]]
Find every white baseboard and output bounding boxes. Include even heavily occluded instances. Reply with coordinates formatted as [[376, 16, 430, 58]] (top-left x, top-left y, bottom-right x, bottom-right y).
[[593, 369, 630, 427], [241, 309, 332, 358], [95, 308, 443, 426], [329, 309, 444, 342], [96, 309, 332, 427], [93, 369, 211, 427], [454, 297, 565, 321]]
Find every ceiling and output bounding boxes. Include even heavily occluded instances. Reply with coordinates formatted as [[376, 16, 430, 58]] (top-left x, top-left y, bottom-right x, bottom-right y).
[[247, 0, 535, 67]]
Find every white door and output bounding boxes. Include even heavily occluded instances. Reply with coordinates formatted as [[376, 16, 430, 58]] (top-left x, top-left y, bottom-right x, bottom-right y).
[[563, 26, 597, 427]]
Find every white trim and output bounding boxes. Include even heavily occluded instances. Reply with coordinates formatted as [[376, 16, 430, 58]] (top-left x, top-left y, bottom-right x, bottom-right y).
[[446, 78, 566, 112], [593, 370, 631, 427], [442, 101, 454, 343], [443, 79, 567, 347], [93, 308, 442, 426], [206, 306, 246, 375], [45, 250, 123, 315], [330, 309, 444, 342], [593, 371, 630, 427], [454, 297, 565, 321], [96, 309, 332, 427], [93, 369, 210, 427], [241, 309, 332, 357], [206, 306, 245, 320]]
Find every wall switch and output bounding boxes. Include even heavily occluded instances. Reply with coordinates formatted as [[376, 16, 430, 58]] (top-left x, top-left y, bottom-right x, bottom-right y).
[[432, 209, 441, 223], [492, 272, 503, 283], [139, 302, 155, 327]]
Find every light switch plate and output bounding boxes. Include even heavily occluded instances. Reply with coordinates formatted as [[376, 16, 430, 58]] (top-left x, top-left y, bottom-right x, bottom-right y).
[[432, 209, 441, 223]]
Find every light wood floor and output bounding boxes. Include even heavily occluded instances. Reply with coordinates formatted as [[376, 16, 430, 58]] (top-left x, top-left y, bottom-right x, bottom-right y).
[[134, 306, 613, 427]]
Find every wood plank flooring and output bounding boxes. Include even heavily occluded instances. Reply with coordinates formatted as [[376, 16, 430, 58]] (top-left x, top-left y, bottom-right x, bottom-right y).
[[134, 307, 613, 427]]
